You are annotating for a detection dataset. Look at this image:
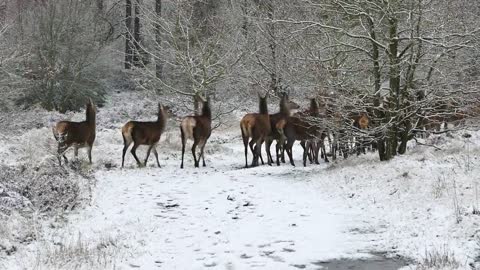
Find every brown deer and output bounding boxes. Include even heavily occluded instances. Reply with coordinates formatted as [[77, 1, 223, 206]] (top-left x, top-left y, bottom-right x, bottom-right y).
[[351, 112, 369, 155], [121, 103, 169, 168], [52, 99, 96, 165], [265, 93, 296, 166], [180, 97, 212, 169], [284, 98, 328, 166], [240, 94, 271, 168]]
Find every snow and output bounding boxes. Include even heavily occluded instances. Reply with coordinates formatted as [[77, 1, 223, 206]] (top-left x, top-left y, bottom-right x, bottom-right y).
[[1, 93, 480, 269]]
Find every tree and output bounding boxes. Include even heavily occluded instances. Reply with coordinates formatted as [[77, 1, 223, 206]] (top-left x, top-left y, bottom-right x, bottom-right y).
[[274, 0, 479, 160], [139, 0, 244, 117], [12, 0, 110, 112]]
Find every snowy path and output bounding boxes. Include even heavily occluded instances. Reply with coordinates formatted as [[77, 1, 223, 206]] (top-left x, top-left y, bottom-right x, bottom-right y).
[[63, 143, 376, 269]]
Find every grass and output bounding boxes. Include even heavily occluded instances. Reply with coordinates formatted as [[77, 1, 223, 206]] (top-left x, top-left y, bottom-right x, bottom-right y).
[[416, 245, 460, 270]]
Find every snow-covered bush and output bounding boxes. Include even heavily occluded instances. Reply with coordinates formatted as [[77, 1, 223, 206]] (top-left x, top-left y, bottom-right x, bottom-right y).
[[13, 0, 110, 112]]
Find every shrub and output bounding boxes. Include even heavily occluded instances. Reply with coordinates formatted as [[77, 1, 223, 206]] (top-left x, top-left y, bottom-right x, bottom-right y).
[[13, 0, 109, 112]]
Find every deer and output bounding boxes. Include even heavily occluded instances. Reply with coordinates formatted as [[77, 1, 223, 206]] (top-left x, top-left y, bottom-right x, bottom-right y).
[[121, 103, 169, 168], [240, 94, 271, 168], [351, 112, 369, 155], [52, 98, 96, 166], [180, 97, 212, 169], [291, 98, 324, 164], [284, 98, 328, 167], [265, 93, 297, 166]]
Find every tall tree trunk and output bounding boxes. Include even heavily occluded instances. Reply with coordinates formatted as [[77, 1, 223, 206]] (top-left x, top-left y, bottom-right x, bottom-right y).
[[265, 0, 279, 95], [155, 0, 163, 79], [133, 0, 142, 66], [0, 3, 6, 24], [366, 15, 387, 161], [385, 16, 400, 160], [125, 0, 133, 69], [241, 0, 248, 37], [96, 0, 104, 12]]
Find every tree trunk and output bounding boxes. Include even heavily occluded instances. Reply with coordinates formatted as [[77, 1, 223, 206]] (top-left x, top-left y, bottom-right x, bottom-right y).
[[366, 15, 386, 161], [386, 16, 400, 160], [155, 0, 163, 79], [133, 0, 141, 66], [241, 0, 248, 37], [97, 0, 104, 12], [125, 0, 133, 69], [265, 0, 279, 95]]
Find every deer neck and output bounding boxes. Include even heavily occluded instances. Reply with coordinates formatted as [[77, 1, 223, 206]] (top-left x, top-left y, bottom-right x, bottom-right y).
[[279, 100, 290, 117], [259, 98, 268, 115], [86, 109, 96, 127], [202, 102, 212, 120], [156, 110, 167, 128]]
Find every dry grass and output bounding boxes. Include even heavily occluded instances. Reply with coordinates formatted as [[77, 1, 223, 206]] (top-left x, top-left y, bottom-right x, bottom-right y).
[[32, 234, 122, 270], [416, 246, 460, 270]]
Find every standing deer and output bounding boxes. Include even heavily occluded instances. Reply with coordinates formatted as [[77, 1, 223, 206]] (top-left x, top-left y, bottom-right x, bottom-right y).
[[284, 98, 328, 166], [52, 99, 96, 165], [180, 97, 212, 169], [121, 103, 169, 168], [240, 94, 271, 168], [265, 93, 295, 166]]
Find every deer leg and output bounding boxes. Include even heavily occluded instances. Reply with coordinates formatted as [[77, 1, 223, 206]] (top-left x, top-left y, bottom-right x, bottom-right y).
[[122, 135, 131, 168], [303, 140, 311, 167], [153, 147, 161, 168], [87, 145, 93, 164], [249, 139, 263, 165], [198, 141, 207, 167], [121, 143, 130, 168], [275, 137, 284, 166], [286, 139, 295, 166], [242, 134, 249, 168], [281, 141, 286, 163], [301, 140, 313, 163], [264, 138, 272, 166], [130, 142, 142, 167], [180, 127, 186, 169], [310, 142, 316, 164], [192, 140, 199, 168], [144, 144, 154, 167], [57, 144, 69, 165], [73, 145, 79, 161], [265, 137, 273, 165], [252, 139, 264, 167]]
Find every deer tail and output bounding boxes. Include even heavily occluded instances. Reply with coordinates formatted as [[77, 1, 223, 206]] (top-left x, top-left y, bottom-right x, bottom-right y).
[[121, 122, 134, 146], [240, 121, 252, 139]]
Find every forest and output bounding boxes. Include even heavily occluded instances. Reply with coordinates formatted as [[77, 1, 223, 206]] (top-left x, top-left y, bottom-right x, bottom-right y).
[[1, 0, 480, 269]]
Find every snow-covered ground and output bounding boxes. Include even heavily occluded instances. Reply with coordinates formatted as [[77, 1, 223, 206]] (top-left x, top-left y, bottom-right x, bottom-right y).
[[3, 125, 480, 269], [1, 92, 480, 269]]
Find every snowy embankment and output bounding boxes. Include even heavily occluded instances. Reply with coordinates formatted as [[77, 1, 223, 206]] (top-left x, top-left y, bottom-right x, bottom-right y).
[[2, 121, 480, 269]]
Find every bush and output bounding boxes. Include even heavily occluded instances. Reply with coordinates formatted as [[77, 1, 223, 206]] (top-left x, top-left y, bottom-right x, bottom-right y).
[[13, 0, 109, 112]]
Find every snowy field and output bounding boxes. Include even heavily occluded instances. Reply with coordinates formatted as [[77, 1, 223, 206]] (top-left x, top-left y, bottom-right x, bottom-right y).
[[1, 94, 480, 269]]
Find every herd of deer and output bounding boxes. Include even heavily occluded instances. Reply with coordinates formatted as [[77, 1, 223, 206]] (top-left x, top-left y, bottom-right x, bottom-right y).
[[51, 95, 374, 169]]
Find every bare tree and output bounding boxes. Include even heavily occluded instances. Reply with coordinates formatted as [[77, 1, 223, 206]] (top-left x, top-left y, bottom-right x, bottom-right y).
[[271, 0, 479, 160], [138, 0, 244, 119]]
